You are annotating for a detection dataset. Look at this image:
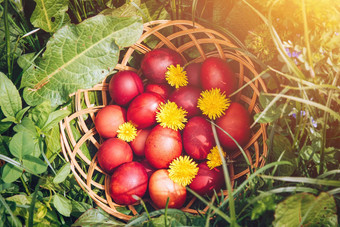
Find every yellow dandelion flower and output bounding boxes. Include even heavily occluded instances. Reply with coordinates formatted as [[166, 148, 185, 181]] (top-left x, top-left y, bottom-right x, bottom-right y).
[[168, 156, 199, 187], [117, 122, 137, 142], [156, 101, 187, 131], [165, 64, 188, 88], [207, 146, 227, 169], [197, 88, 231, 120]]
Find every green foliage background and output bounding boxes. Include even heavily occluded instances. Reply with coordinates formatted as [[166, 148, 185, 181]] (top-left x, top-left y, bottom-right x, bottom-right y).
[[0, 0, 339, 226]]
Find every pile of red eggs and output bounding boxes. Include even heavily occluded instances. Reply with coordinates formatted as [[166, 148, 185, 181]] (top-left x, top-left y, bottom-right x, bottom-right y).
[[94, 48, 251, 209]]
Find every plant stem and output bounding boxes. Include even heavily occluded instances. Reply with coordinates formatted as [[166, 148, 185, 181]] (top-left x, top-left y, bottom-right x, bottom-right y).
[[4, 0, 12, 78], [20, 176, 31, 196]]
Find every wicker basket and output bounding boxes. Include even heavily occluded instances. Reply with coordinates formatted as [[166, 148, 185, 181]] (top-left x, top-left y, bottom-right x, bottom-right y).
[[59, 20, 268, 221]]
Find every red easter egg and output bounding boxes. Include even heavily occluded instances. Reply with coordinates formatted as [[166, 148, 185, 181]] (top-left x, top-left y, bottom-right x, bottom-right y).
[[145, 125, 182, 169], [169, 86, 201, 118], [200, 57, 237, 96], [130, 128, 152, 156], [185, 62, 201, 87], [109, 71, 144, 106], [97, 138, 133, 174], [183, 116, 215, 160], [216, 102, 251, 150], [95, 105, 126, 138], [189, 162, 224, 196], [127, 93, 164, 129], [148, 169, 186, 209], [141, 48, 184, 84], [145, 83, 173, 100], [109, 162, 148, 205]]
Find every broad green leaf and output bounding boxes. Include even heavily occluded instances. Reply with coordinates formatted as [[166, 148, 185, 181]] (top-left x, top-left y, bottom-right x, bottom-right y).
[[251, 194, 277, 220], [0, 72, 21, 118], [268, 134, 297, 176], [0, 136, 10, 156], [6, 194, 52, 225], [9, 132, 35, 160], [1, 163, 22, 183], [17, 53, 36, 70], [15, 106, 30, 123], [40, 176, 65, 192], [30, 100, 52, 129], [101, 0, 141, 17], [41, 109, 70, 132], [273, 192, 338, 227], [22, 155, 47, 174], [53, 162, 70, 184], [21, 15, 143, 107], [140, 0, 170, 21], [71, 200, 92, 217], [53, 194, 72, 217], [30, 0, 70, 33], [70, 122, 91, 160], [1, 116, 16, 123], [72, 208, 124, 226], [0, 121, 12, 134], [13, 117, 37, 138], [45, 124, 62, 162]]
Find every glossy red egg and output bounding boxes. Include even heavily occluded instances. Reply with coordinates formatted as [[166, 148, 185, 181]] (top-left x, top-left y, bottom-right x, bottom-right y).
[[185, 62, 201, 87], [216, 102, 251, 150], [145, 83, 173, 100], [130, 128, 152, 156], [141, 48, 184, 84], [95, 105, 126, 138], [109, 71, 144, 106], [127, 93, 165, 129], [189, 162, 224, 196], [183, 116, 215, 160], [145, 125, 182, 169], [200, 57, 237, 96], [97, 138, 133, 174], [148, 169, 186, 209], [169, 86, 201, 118], [109, 162, 148, 205]]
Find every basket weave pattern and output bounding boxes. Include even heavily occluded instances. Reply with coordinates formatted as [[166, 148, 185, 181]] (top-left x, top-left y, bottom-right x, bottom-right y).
[[60, 20, 268, 220]]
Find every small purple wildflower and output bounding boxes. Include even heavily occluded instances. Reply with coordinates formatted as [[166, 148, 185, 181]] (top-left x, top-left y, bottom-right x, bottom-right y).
[[292, 51, 301, 58], [335, 32, 339, 36], [311, 117, 317, 128], [285, 48, 292, 57], [291, 110, 306, 119]]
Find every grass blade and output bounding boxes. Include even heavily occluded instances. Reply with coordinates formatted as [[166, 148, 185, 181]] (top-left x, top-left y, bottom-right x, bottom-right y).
[[0, 193, 19, 226], [4, 0, 12, 78], [211, 122, 238, 226], [260, 175, 340, 187], [301, 0, 315, 78], [191, 0, 198, 25], [187, 187, 232, 224], [28, 179, 42, 227], [264, 93, 340, 122], [251, 87, 289, 128], [317, 170, 340, 179], [220, 161, 292, 207], [241, 0, 305, 79]]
